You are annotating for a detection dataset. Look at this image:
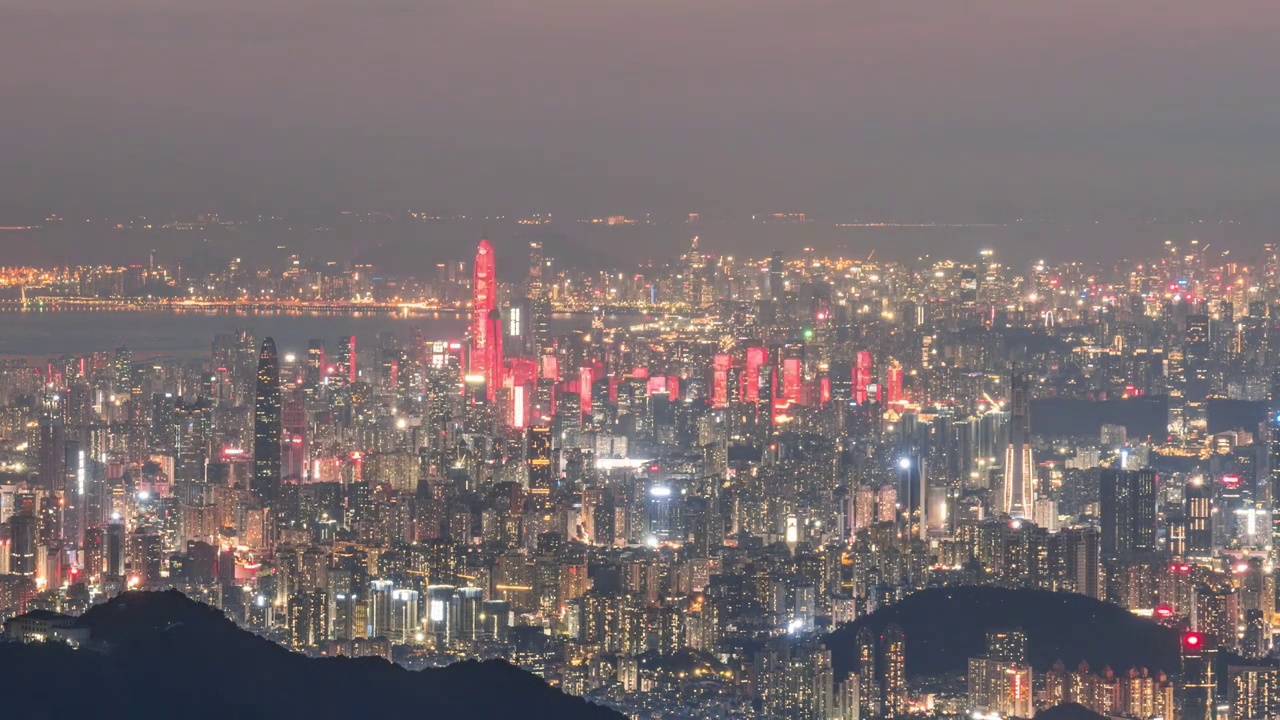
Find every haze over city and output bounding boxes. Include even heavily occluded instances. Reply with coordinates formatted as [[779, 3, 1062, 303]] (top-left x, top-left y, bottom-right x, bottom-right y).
[[5, 3, 1280, 720], [4, 0, 1280, 239]]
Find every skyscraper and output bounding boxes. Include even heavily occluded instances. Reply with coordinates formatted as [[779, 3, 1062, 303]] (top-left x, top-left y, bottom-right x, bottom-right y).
[[254, 337, 282, 514], [471, 239, 502, 402], [528, 426, 553, 497], [1003, 370, 1035, 519], [1100, 467, 1158, 562], [856, 626, 880, 718], [881, 623, 906, 718], [1181, 632, 1216, 720]]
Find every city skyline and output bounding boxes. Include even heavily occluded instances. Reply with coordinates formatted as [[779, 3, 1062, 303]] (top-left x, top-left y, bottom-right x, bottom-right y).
[[5, 1, 1280, 718]]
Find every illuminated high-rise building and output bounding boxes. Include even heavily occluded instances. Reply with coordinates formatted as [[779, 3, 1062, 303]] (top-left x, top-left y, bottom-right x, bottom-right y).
[[1100, 467, 1158, 562], [881, 624, 906, 718], [337, 335, 356, 385], [253, 338, 281, 514], [968, 629, 1033, 719], [527, 426, 553, 497], [471, 239, 502, 402], [1181, 632, 1216, 720], [306, 339, 326, 385], [856, 626, 880, 718], [1002, 370, 1035, 519], [855, 351, 873, 405], [8, 512, 36, 577], [712, 354, 731, 409], [1229, 665, 1279, 719]]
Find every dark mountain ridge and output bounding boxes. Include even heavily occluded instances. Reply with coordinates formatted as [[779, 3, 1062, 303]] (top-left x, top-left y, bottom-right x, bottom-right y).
[[0, 590, 622, 720], [825, 586, 1180, 678]]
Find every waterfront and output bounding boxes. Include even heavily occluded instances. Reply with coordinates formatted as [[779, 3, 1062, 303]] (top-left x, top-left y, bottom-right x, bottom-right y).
[[0, 309, 585, 358]]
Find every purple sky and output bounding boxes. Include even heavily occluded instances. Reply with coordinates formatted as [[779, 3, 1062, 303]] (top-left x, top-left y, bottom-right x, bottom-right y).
[[3, 0, 1280, 228]]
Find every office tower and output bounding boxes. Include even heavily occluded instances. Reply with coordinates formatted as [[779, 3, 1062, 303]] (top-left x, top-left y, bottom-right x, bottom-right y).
[[528, 241, 551, 357], [1185, 478, 1214, 556], [745, 347, 768, 404], [471, 239, 502, 402], [1100, 467, 1158, 561], [767, 250, 784, 301], [886, 359, 904, 405], [527, 426, 553, 497], [306, 339, 326, 385], [8, 512, 37, 577], [1002, 370, 1035, 519], [338, 335, 356, 385], [63, 442, 85, 548], [106, 522, 125, 578], [712, 354, 731, 409], [82, 526, 105, 582], [1181, 632, 1216, 720], [253, 338, 281, 514], [37, 417, 66, 491], [855, 351, 873, 405], [881, 624, 906, 718], [1183, 314, 1211, 432]]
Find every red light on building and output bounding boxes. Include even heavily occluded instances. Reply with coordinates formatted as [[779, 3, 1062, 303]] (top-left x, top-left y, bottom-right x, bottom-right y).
[[1171, 563, 1191, 574], [1222, 475, 1242, 487], [579, 366, 593, 417], [886, 361, 903, 404], [541, 354, 559, 381], [855, 351, 873, 404], [783, 357, 802, 403], [1154, 605, 1174, 619], [712, 353, 731, 409], [471, 239, 501, 401], [667, 375, 680, 400], [744, 347, 767, 403], [1183, 632, 1202, 648]]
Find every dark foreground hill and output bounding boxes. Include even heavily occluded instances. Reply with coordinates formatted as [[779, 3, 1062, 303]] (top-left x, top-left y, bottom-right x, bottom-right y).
[[0, 590, 622, 720], [826, 586, 1180, 677]]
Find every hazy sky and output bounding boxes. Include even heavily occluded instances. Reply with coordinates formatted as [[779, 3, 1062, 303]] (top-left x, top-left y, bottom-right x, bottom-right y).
[[3, 0, 1280, 224]]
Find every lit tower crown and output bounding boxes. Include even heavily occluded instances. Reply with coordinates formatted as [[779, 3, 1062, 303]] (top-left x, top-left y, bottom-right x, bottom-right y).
[[471, 239, 502, 401]]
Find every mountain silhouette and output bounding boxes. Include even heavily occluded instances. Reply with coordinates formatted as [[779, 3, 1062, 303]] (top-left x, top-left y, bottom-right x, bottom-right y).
[[0, 590, 623, 720], [825, 586, 1180, 678]]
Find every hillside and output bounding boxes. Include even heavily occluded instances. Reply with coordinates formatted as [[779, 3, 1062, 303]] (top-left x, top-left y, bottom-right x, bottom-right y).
[[0, 590, 622, 720], [825, 586, 1180, 677]]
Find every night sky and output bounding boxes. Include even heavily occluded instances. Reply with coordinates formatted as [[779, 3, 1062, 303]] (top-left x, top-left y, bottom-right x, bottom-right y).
[[4, 1, 1280, 240]]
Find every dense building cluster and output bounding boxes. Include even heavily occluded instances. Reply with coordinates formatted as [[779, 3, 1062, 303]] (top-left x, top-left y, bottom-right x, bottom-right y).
[[4, 237, 1280, 718]]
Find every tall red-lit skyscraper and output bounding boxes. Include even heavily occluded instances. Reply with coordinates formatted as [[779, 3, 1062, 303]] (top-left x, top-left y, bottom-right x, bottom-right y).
[[855, 351, 873, 405], [471, 239, 502, 401]]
